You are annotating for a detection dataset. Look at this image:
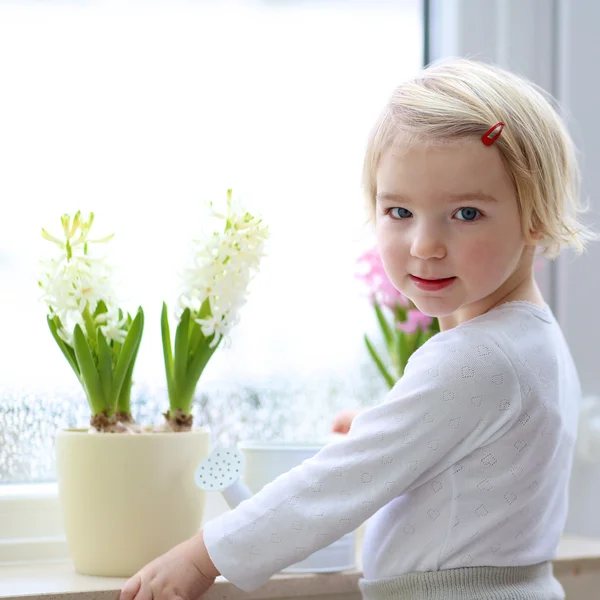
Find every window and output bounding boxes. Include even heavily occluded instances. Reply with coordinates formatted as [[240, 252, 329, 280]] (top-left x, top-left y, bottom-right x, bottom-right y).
[[6, 0, 597, 567], [0, 1, 424, 493]]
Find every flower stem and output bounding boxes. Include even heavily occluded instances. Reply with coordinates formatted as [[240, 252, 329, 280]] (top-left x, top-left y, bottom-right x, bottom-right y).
[[373, 301, 393, 356], [396, 330, 410, 379], [364, 334, 396, 389], [82, 303, 98, 354]]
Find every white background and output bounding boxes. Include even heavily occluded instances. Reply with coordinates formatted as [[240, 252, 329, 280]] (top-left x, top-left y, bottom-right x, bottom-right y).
[[0, 0, 423, 391]]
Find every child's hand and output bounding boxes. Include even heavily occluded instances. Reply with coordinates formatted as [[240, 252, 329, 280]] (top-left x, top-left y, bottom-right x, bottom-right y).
[[331, 409, 363, 434], [119, 531, 218, 600]]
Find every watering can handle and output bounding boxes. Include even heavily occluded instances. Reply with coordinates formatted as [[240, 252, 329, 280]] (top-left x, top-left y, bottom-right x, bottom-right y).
[[222, 478, 254, 509]]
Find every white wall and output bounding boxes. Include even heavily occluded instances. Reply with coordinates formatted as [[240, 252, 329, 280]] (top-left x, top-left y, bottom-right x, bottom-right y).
[[554, 0, 600, 401], [554, 0, 600, 539]]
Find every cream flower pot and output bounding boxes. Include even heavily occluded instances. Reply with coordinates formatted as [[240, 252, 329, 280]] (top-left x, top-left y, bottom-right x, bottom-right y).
[[55, 427, 211, 577]]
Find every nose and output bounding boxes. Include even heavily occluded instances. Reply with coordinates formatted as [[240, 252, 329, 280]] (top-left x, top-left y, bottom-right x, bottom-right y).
[[409, 222, 447, 260]]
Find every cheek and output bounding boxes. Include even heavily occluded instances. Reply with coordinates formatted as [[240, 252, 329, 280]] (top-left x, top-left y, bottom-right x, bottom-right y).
[[376, 218, 406, 251], [376, 226, 409, 284], [458, 238, 518, 280]]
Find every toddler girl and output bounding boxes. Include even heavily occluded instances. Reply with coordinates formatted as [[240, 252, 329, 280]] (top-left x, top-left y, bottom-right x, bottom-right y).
[[120, 58, 597, 600]]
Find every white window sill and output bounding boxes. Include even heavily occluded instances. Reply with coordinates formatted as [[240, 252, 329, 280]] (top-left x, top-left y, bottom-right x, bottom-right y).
[[1, 538, 600, 600], [0, 562, 363, 600]]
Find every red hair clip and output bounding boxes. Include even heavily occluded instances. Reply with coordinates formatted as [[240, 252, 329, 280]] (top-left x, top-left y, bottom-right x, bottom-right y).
[[481, 122, 504, 146]]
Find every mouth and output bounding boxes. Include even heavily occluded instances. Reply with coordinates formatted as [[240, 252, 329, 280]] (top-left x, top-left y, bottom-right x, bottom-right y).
[[409, 274, 457, 291], [410, 275, 456, 283]]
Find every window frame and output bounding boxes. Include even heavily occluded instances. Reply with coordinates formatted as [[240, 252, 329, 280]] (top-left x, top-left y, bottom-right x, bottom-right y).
[[0, 484, 68, 563]]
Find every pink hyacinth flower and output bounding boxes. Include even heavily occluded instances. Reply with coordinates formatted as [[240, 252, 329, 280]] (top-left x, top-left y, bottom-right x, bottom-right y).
[[355, 247, 410, 308], [396, 309, 434, 334]]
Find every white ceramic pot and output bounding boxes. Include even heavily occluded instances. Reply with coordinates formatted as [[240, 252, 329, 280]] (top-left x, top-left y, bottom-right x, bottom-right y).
[[238, 440, 356, 573], [55, 427, 211, 577]]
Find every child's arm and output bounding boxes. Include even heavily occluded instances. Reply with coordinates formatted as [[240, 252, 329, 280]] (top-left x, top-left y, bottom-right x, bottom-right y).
[[201, 329, 522, 593], [120, 408, 365, 600]]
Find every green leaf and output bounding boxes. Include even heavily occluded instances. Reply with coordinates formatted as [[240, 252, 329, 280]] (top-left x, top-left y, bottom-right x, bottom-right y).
[[161, 302, 176, 406], [169, 299, 215, 414], [97, 330, 113, 408], [364, 334, 396, 389], [177, 334, 220, 413], [198, 297, 211, 319], [111, 340, 121, 370], [81, 302, 98, 351], [410, 327, 421, 351], [396, 331, 411, 378], [117, 354, 135, 414], [111, 307, 144, 406], [93, 300, 109, 318], [174, 308, 191, 396], [187, 319, 203, 367], [47, 316, 80, 379], [373, 301, 394, 355], [394, 305, 408, 323], [73, 324, 107, 415], [117, 310, 144, 415]]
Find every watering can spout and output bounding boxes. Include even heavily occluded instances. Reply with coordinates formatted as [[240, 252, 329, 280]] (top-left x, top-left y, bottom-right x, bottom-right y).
[[194, 447, 253, 509]]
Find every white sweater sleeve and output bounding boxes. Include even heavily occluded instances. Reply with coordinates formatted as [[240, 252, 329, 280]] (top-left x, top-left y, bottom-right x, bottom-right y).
[[202, 328, 522, 591]]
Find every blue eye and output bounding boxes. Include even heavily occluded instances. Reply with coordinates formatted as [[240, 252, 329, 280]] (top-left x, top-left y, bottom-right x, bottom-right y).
[[386, 206, 482, 222], [455, 207, 480, 222], [389, 207, 412, 219]]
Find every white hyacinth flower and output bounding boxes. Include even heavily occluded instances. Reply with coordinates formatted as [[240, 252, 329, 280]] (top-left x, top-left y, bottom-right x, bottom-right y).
[[176, 189, 269, 348], [38, 211, 126, 346], [39, 211, 145, 431]]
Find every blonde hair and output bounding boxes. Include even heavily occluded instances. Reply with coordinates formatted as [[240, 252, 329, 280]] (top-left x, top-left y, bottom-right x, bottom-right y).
[[362, 58, 599, 258]]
